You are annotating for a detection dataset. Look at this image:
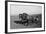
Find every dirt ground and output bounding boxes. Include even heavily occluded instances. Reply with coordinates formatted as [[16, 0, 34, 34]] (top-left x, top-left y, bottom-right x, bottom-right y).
[[10, 16, 42, 29]]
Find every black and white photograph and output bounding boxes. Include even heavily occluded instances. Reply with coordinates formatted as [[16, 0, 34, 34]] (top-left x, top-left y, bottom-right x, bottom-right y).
[[5, 1, 45, 33]]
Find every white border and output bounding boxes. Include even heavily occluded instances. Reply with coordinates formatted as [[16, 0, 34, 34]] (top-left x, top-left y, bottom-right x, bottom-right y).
[[8, 2, 44, 32]]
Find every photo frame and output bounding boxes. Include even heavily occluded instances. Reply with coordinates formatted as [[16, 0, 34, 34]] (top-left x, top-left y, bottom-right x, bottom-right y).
[[5, 1, 45, 33]]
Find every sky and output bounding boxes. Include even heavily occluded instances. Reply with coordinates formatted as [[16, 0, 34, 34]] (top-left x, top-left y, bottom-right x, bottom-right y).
[[10, 4, 42, 15]]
